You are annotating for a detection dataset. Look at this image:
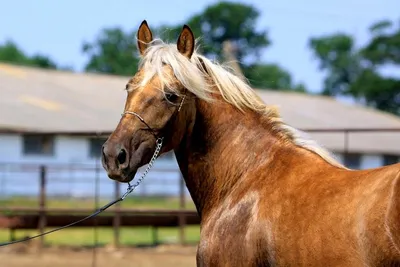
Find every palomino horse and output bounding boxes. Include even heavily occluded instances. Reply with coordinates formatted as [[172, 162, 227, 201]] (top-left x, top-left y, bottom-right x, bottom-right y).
[[102, 20, 400, 266]]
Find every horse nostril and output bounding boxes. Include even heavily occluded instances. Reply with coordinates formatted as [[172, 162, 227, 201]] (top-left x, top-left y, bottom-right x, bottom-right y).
[[117, 148, 127, 165]]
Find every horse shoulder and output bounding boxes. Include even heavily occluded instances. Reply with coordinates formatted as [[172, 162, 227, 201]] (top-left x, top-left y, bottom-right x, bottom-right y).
[[384, 164, 400, 257], [197, 192, 273, 266], [354, 163, 400, 265]]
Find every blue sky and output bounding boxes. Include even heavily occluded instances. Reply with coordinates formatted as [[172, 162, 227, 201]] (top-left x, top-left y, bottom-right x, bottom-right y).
[[0, 0, 398, 93]]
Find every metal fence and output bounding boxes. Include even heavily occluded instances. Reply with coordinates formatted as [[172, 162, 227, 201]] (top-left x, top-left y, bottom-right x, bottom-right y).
[[0, 161, 189, 199]]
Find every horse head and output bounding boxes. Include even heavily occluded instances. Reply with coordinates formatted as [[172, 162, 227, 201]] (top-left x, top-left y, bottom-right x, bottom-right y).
[[101, 20, 198, 182]]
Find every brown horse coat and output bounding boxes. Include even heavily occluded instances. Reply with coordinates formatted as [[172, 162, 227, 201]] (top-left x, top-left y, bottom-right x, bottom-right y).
[[102, 20, 400, 266]]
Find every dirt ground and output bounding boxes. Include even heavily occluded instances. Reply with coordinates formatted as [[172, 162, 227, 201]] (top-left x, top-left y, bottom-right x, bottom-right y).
[[0, 244, 198, 267]]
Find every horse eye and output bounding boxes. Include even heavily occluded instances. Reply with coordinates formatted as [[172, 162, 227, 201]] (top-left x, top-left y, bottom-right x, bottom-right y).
[[165, 92, 178, 102]]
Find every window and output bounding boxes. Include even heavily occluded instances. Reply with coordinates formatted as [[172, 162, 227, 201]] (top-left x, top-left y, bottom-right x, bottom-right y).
[[383, 155, 399, 166], [23, 134, 55, 156], [343, 153, 361, 169], [89, 137, 108, 158]]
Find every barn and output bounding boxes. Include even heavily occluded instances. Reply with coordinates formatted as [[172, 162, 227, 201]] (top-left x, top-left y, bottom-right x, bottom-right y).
[[0, 62, 399, 196]]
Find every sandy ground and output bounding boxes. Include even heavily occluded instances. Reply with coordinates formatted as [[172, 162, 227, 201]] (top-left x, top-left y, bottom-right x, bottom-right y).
[[0, 244, 198, 267]]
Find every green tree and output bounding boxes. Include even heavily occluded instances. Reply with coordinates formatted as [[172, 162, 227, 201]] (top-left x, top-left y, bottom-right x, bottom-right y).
[[309, 18, 400, 115], [176, 1, 306, 91], [0, 40, 58, 69], [309, 34, 361, 96], [181, 1, 270, 64], [82, 28, 139, 75], [244, 63, 306, 92], [362, 20, 400, 65]]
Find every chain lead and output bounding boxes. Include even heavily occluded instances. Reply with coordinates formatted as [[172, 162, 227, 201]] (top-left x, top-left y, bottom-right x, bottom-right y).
[[121, 137, 163, 200]]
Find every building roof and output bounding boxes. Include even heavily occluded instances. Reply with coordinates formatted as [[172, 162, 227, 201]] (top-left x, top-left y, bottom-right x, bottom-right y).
[[1, 63, 399, 154]]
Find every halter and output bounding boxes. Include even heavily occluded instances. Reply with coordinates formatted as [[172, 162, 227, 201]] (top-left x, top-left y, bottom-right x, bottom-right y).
[[120, 95, 185, 192], [121, 94, 185, 139], [0, 94, 186, 247]]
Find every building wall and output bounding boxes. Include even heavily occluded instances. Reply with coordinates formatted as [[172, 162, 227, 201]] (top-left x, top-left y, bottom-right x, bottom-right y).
[[0, 133, 177, 167], [1, 133, 397, 169], [0, 133, 181, 197], [0, 133, 398, 197]]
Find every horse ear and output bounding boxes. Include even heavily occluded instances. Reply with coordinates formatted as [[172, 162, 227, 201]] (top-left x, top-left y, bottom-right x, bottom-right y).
[[137, 20, 153, 56], [177, 25, 195, 59]]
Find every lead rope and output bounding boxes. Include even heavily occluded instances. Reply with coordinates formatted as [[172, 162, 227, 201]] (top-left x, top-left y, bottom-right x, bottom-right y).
[[0, 137, 163, 247]]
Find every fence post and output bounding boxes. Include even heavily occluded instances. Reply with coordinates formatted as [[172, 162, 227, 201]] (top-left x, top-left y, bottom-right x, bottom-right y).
[[113, 181, 121, 248], [178, 174, 186, 245], [38, 165, 47, 249]]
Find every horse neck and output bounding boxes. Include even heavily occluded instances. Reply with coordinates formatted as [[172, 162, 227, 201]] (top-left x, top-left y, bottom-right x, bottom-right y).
[[174, 97, 302, 217]]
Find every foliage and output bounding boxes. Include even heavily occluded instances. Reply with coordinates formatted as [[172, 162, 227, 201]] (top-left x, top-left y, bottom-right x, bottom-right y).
[[180, 1, 270, 64], [309, 18, 400, 115], [177, 1, 305, 91], [362, 20, 400, 65], [0, 40, 58, 69], [244, 63, 306, 92], [309, 34, 361, 96], [82, 28, 140, 75]]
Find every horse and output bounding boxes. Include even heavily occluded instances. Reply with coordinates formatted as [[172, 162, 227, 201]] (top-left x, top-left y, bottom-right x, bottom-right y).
[[101, 20, 400, 266]]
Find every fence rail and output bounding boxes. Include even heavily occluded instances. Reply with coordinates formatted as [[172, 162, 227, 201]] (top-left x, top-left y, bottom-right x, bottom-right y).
[[0, 208, 200, 247], [0, 128, 399, 248], [0, 164, 194, 248]]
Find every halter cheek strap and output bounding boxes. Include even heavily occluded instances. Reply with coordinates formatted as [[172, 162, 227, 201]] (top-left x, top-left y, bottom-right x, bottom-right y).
[[178, 95, 185, 112]]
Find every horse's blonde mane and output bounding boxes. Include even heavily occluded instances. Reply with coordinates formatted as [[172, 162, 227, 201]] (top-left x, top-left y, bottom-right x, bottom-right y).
[[137, 39, 346, 169]]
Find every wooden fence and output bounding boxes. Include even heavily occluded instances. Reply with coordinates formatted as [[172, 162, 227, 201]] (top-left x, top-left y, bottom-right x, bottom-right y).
[[0, 165, 200, 248]]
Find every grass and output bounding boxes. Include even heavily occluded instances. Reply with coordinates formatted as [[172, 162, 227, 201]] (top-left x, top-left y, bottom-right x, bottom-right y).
[[0, 226, 200, 247], [0, 196, 199, 247], [0, 195, 197, 210]]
